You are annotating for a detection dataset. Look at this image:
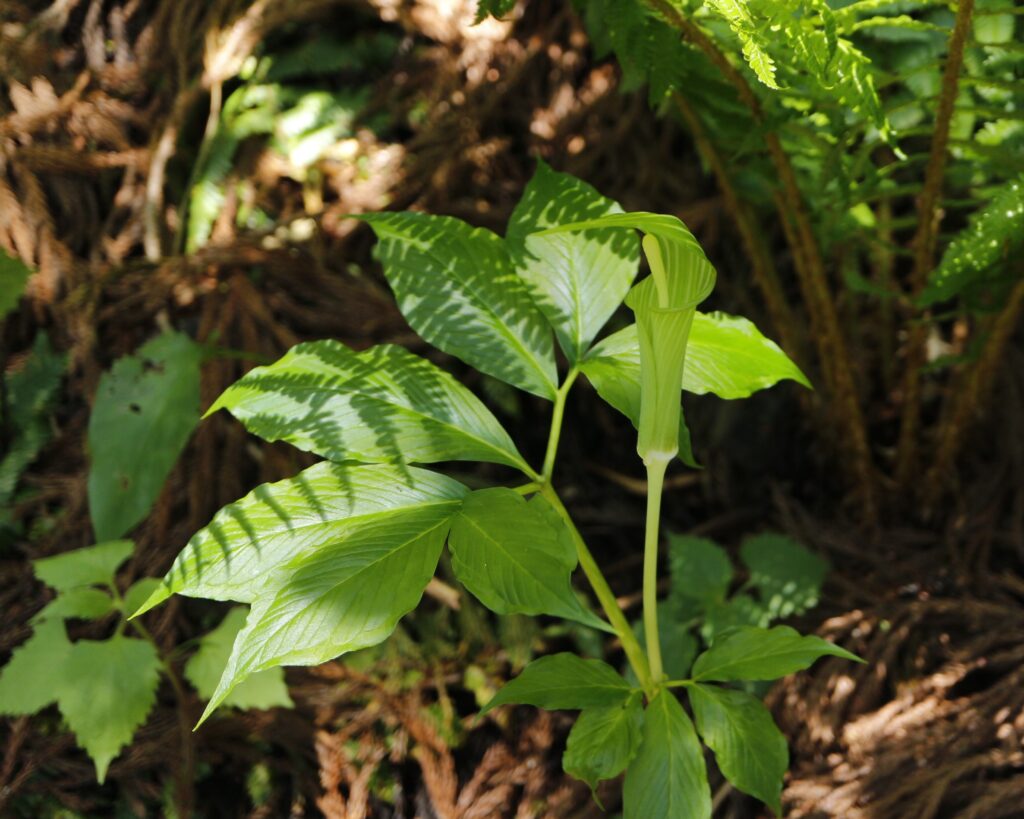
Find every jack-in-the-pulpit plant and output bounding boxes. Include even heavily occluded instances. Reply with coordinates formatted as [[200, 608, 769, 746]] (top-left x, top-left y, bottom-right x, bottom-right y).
[[132, 161, 859, 817]]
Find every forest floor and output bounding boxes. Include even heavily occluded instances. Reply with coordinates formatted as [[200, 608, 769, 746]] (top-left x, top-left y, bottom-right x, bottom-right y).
[[2, 1, 1023, 817]]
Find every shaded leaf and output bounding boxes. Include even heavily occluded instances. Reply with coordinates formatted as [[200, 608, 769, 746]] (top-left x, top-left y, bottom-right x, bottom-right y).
[[122, 578, 162, 617], [506, 160, 639, 361], [207, 341, 528, 471], [740, 533, 827, 620], [0, 248, 30, 319], [690, 683, 787, 815], [564, 694, 645, 793], [185, 607, 293, 711], [474, 0, 516, 22], [448, 488, 608, 630], [33, 540, 134, 593], [88, 332, 202, 540], [692, 625, 862, 682], [136, 462, 468, 615], [55, 636, 161, 783], [482, 653, 633, 713], [359, 212, 557, 399], [623, 690, 711, 819], [667, 535, 733, 606]]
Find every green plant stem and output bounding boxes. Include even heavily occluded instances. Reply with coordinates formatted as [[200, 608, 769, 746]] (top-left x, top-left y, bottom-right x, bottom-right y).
[[643, 457, 669, 685], [541, 368, 579, 482], [539, 484, 654, 696]]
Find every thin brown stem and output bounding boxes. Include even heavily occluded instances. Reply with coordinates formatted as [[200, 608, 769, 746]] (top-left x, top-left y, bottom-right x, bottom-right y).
[[895, 0, 976, 488], [671, 92, 801, 364], [647, 0, 876, 517], [923, 277, 1024, 511]]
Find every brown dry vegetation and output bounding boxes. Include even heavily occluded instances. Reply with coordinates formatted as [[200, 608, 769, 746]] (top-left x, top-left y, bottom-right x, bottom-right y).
[[1, 1, 1023, 817]]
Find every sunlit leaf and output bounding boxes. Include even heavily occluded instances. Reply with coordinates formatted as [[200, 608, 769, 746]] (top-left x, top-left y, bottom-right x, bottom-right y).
[[185, 607, 293, 711], [359, 212, 558, 399], [208, 341, 529, 471], [0, 619, 71, 715], [33, 540, 134, 593], [55, 636, 161, 783], [448, 488, 609, 630], [136, 462, 468, 615], [199, 502, 457, 723], [506, 160, 639, 362]]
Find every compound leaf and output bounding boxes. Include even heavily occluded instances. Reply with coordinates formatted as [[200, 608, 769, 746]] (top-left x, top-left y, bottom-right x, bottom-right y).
[[56, 635, 161, 783], [136, 462, 467, 615], [448, 488, 608, 630], [359, 212, 557, 399], [0, 619, 71, 715], [482, 653, 633, 713], [88, 332, 202, 541], [199, 502, 456, 723], [506, 160, 639, 362], [689, 683, 787, 815], [692, 625, 862, 682], [564, 694, 645, 793], [185, 607, 293, 711], [33, 540, 134, 593], [32, 588, 116, 623], [667, 535, 733, 607], [740, 533, 827, 620], [207, 341, 528, 471], [623, 689, 711, 819]]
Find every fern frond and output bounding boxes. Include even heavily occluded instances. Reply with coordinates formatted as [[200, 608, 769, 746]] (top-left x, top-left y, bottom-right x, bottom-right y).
[[921, 176, 1024, 304]]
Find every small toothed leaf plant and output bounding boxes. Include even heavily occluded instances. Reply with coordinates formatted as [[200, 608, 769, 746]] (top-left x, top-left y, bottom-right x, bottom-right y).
[[130, 161, 859, 816]]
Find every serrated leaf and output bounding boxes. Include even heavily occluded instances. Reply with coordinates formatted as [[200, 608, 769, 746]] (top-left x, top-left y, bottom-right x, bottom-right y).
[[448, 488, 609, 630], [741, 533, 827, 620], [692, 625, 862, 682], [55, 635, 161, 783], [136, 462, 468, 615], [689, 683, 787, 815], [33, 540, 134, 593], [564, 694, 645, 793], [505, 160, 639, 362], [32, 588, 116, 623], [0, 619, 71, 715], [623, 689, 711, 819], [482, 653, 633, 713], [0, 248, 31, 319], [667, 535, 733, 606], [207, 341, 527, 471], [199, 502, 457, 723], [88, 332, 202, 540], [358, 212, 557, 399], [185, 608, 293, 711]]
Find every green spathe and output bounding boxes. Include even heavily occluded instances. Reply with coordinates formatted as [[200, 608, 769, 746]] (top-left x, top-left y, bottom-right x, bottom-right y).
[[627, 232, 716, 465]]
